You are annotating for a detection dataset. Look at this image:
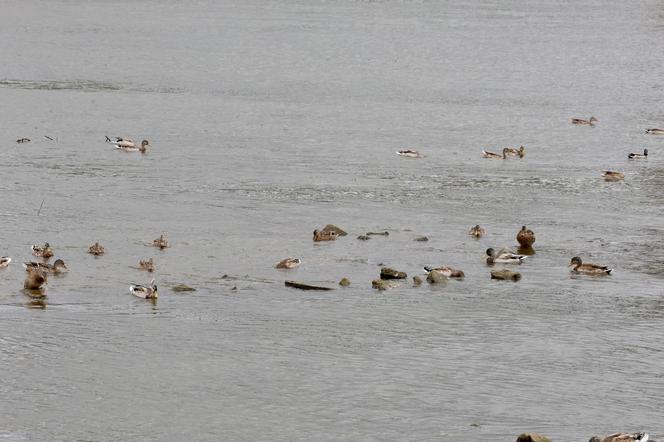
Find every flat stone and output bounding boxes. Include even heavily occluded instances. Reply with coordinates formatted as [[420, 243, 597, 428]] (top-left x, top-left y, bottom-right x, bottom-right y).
[[172, 284, 196, 292], [491, 270, 522, 281]]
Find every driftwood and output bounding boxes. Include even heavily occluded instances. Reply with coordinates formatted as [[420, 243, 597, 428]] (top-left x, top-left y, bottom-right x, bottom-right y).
[[285, 280, 334, 291]]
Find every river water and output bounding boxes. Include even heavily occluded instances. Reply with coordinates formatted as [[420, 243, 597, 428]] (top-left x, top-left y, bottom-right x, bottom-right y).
[[1, 1, 663, 440]]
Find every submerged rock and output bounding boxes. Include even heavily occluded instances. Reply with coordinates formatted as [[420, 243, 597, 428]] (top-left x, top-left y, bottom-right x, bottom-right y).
[[321, 224, 347, 236], [412, 275, 423, 286], [372, 279, 399, 290], [339, 278, 351, 287], [285, 280, 334, 291], [516, 433, 553, 442], [426, 270, 447, 284], [491, 269, 522, 281], [380, 267, 407, 280], [413, 236, 429, 242], [172, 284, 196, 292], [357, 235, 370, 241]]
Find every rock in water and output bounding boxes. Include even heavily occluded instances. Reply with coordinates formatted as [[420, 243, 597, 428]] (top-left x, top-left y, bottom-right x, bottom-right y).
[[413, 236, 429, 242], [516, 433, 553, 442], [321, 224, 347, 236], [491, 270, 522, 281], [285, 280, 334, 291], [339, 278, 351, 287], [172, 284, 196, 292], [380, 267, 407, 280], [426, 270, 447, 284], [357, 235, 370, 241], [372, 279, 399, 290], [412, 276, 423, 286]]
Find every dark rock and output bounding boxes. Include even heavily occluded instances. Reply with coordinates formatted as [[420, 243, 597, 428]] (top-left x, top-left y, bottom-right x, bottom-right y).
[[380, 267, 407, 280], [357, 235, 370, 241], [413, 236, 429, 242], [172, 284, 196, 292], [285, 280, 334, 291], [339, 278, 351, 287], [412, 276, 423, 286], [516, 433, 553, 442]]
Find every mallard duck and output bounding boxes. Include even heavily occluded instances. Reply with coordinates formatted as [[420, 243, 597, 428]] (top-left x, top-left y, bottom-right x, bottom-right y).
[[313, 229, 337, 242], [516, 225, 536, 247], [32, 243, 54, 258], [88, 242, 105, 256], [153, 234, 169, 249], [138, 258, 154, 272], [469, 225, 485, 238], [486, 247, 527, 264], [275, 258, 301, 269], [628, 149, 648, 159], [113, 138, 150, 152], [24, 269, 47, 290], [0, 257, 11, 268], [482, 148, 507, 159], [130, 279, 158, 299], [423, 266, 465, 278], [23, 259, 68, 274], [569, 256, 612, 275], [571, 116, 598, 125], [602, 171, 625, 181], [645, 128, 664, 135], [589, 432, 649, 442], [504, 145, 525, 158], [396, 149, 422, 158]]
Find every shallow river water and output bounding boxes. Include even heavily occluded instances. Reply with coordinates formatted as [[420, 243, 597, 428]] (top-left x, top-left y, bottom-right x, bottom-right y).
[[1, 1, 663, 440]]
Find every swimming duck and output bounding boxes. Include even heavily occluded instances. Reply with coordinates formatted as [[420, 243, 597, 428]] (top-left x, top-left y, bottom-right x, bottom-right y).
[[396, 149, 422, 158], [0, 257, 11, 268], [32, 243, 54, 258], [602, 171, 625, 181], [516, 225, 536, 247], [504, 145, 525, 158], [153, 234, 169, 249], [115, 139, 150, 153], [423, 266, 465, 278], [24, 269, 47, 290], [138, 258, 155, 272], [628, 149, 648, 159], [313, 229, 337, 242], [16, 138, 30, 143], [569, 256, 612, 275], [23, 259, 68, 274], [130, 279, 158, 299], [482, 148, 508, 159], [486, 247, 527, 265], [645, 128, 664, 135], [589, 432, 649, 442], [571, 116, 598, 126], [275, 258, 301, 269], [88, 242, 105, 256], [469, 225, 485, 238]]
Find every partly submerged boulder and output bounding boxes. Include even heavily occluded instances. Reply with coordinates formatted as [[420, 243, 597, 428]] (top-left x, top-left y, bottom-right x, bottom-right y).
[[491, 269, 522, 281], [516, 433, 553, 442], [426, 270, 447, 284], [372, 279, 399, 291], [321, 224, 347, 236], [380, 267, 407, 280]]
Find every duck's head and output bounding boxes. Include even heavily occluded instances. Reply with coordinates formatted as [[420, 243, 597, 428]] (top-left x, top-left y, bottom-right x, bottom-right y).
[[518, 146, 525, 157], [644, 148, 649, 156], [590, 116, 598, 123], [141, 139, 150, 147], [44, 242, 50, 248], [569, 256, 582, 266], [486, 248, 496, 257], [53, 259, 68, 270]]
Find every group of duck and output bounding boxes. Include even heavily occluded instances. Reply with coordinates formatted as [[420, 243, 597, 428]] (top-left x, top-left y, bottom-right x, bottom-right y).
[[396, 117, 661, 182], [2, 234, 169, 300]]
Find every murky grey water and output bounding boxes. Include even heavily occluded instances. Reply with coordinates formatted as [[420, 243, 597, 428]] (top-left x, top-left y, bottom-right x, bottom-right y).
[[1, 1, 663, 440]]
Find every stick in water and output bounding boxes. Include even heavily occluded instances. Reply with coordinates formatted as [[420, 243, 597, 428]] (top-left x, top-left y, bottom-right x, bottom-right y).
[[37, 199, 45, 216]]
